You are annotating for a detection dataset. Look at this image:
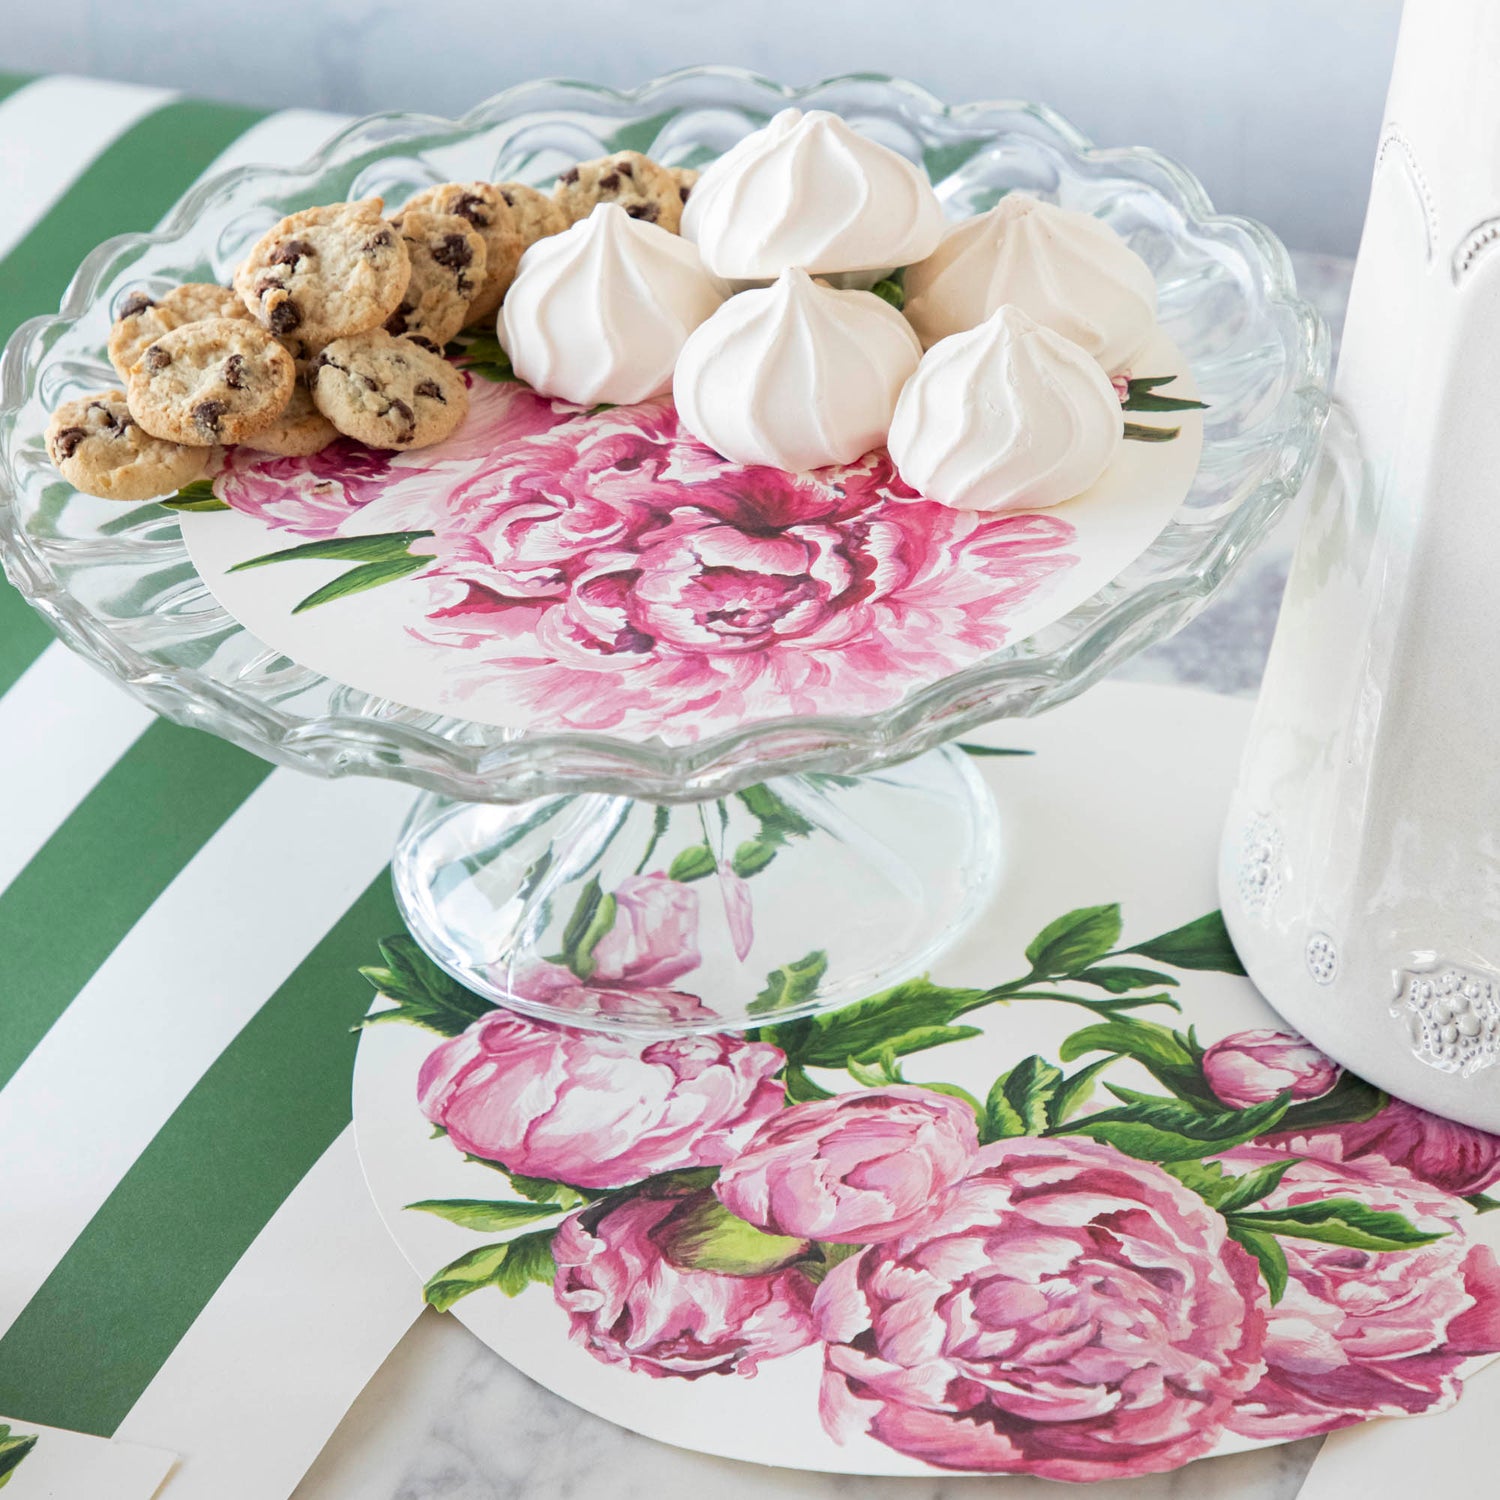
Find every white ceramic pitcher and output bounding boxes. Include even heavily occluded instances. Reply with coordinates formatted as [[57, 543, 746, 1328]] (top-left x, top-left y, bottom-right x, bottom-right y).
[[1220, 0, 1500, 1129]]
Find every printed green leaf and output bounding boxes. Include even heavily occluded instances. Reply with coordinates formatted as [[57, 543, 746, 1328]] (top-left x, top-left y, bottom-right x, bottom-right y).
[[870, 275, 905, 310], [160, 478, 230, 512], [405, 1197, 565, 1231], [1226, 1198, 1444, 1251], [1214, 1157, 1301, 1214], [447, 330, 518, 382], [1122, 377, 1208, 413], [1123, 420, 1181, 442], [1228, 1223, 1289, 1303], [783, 1063, 835, 1102], [731, 839, 778, 878], [1124, 910, 1247, 974], [1059, 1089, 1292, 1162], [1047, 1053, 1120, 1125], [1025, 905, 1123, 976], [291, 552, 429, 613], [359, 934, 496, 1036], [735, 784, 816, 848], [846, 1054, 898, 1088], [1163, 1157, 1233, 1205], [985, 1054, 1063, 1141], [229, 528, 435, 571], [781, 976, 987, 1068], [655, 1191, 809, 1275], [956, 743, 1034, 757], [557, 876, 616, 982], [1071, 965, 1179, 994], [668, 843, 717, 882], [1465, 1192, 1500, 1214], [0, 1425, 37, 1488], [1057, 1017, 1214, 1103], [501, 1171, 589, 1209], [798, 1240, 864, 1284], [1275, 1070, 1386, 1131], [170, 477, 217, 500], [851, 1024, 983, 1066], [423, 1228, 557, 1311], [494, 1228, 561, 1295], [750, 950, 828, 1017]]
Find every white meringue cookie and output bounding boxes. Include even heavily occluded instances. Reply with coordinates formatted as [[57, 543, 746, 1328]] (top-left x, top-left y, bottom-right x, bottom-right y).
[[904, 193, 1157, 372], [681, 107, 945, 280], [674, 267, 922, 472], [888, 304, 1123, 513], [500, 203, 726, 405]]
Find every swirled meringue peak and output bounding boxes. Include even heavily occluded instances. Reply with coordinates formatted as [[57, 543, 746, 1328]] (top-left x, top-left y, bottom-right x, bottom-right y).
[[888, 304, 1124, 513], [681, 108, 945, 279], [904, 193, 1158, 371], [674, 267, 922, 472], [500, 203, 726, 405]]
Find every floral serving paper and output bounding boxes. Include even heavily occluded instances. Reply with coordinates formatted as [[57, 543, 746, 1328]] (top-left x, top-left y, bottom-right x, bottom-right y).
[[353, 685, 1500, 1482], [179, 333, 1201, 745]]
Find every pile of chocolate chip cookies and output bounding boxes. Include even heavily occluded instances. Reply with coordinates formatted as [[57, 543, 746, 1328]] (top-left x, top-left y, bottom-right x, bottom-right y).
[[45, 149, 698, 502]]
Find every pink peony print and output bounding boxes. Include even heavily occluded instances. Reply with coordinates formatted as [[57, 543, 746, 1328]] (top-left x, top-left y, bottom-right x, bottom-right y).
[[211, 371, 1078, 739], [493, 872, 712, 1024], [367, 393, 1074, 739], [814, 1136, 1266, 1480], [1202, 1028, 1342, 1109], [715, 1086, 979, 1244], [1263, 1095, 1500, 1199], [552, 1185, 817, 1378], [505, 961, 713, 1026], [1219, 1148, 1500, 1439], [589, 873, 700, 988], [214, 377, 576, 538], [417, 1010, 785, 1189]]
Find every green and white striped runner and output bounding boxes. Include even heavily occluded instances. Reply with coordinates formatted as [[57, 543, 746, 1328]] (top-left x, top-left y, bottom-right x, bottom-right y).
[[0, 76, 422, 1500]]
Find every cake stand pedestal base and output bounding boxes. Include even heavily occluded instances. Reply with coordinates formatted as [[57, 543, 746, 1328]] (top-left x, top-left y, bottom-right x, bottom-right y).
[[391, 746, 1002, 1035]]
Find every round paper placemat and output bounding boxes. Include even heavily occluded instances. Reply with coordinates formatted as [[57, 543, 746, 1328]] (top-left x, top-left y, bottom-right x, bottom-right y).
[[182, 333, 1201, 747], [352, 684, 1500, 1481]]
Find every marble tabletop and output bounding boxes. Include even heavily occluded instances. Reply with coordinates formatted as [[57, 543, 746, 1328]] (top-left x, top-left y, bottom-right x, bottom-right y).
[[291, 252, 1356, 1500]]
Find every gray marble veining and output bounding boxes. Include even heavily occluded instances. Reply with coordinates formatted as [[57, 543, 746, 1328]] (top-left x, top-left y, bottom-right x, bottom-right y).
[[291, 253, 1355, 1500]]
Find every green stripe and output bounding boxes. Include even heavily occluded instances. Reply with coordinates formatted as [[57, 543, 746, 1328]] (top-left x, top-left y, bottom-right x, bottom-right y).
[[0, 720, 274, 1090], [0, 74, 33, 108], [0, 97, 267, 691], [0, 98, 266, 342], [0, 873, 400, 1434]]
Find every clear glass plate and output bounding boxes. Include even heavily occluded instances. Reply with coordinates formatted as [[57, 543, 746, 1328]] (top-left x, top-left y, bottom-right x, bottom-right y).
[[0, 68, 1329, 807]]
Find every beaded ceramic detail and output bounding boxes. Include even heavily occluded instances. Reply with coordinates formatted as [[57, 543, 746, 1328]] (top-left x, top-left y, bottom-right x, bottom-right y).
[[1395, 963, 1500, 1076], [1235, 813, 1285, 920], [1304, 931, 1338, 986]]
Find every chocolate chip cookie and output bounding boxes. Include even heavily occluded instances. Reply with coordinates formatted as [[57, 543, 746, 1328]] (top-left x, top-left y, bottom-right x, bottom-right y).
[[553, 151, 684, 233], [400, 182, 522, 325], [241, 379, 339, 457], [234, 198, 410, 347], [108, 283, 253, 379], [667, 165, 700, 207], [126, 317, 296, 446], [384, 209, 487, 346], [46, 389, 210, 501], [495, 181, 568, 252], [310, 329, 469, 450]]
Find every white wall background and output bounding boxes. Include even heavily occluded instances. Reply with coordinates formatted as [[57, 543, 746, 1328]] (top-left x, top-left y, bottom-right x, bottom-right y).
[[1, 0, 1402, 254]]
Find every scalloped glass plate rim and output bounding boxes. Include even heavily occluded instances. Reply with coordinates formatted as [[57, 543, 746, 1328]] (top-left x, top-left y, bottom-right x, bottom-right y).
[[0, 67, 1331, 802]]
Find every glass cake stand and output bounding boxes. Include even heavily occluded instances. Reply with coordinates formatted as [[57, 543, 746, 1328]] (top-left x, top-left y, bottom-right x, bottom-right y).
[[0, 70, 1329, 1035]]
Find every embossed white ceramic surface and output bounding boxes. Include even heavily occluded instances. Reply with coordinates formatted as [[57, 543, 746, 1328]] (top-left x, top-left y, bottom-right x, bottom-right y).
[[1222, 0, 1500, 1129]]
